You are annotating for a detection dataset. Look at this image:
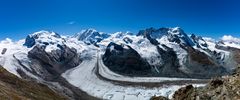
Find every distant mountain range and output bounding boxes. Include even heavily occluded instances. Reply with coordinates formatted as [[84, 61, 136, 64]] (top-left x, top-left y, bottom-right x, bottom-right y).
[[1, 27, 240, 100]]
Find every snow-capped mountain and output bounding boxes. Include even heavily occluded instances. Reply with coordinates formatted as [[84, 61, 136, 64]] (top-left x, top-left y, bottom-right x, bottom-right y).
[[1, 27, 240, 100], [99, 27, 229, 78], [0, 31, 98, 99], [73, 28, 110, 45], [24, 30, 63, 48], [190, 34, 208, 49], [137, 27, 195, 46], [217, 35, 240, 49]]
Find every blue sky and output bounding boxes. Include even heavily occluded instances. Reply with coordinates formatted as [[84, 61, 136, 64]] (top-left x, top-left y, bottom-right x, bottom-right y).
[[0, 0, 240, 40]]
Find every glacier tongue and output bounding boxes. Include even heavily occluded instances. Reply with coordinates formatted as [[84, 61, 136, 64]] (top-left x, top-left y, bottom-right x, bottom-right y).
[[62, 51, 205, 100]]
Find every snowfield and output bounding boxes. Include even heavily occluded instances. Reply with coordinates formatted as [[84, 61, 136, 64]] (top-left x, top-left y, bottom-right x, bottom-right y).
[[0, 38, 30, 77]]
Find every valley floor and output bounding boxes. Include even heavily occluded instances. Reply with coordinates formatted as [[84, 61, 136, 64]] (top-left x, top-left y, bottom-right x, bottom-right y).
[[62, 53, 206, 100]]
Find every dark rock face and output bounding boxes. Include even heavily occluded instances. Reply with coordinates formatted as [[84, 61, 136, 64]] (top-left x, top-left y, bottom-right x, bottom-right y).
[[215, 44, 240, 72], [150, 95, 169, 100], [123, 37, 133, 44], [172, 85, 195, 100], [180, 45, 228, 78], [190, 34, 208, 48], [154, 44, 227, 78], [216, 44, 240, 64], [1, 48, 7, 55], [155, 45, 188, 77], [24, 35, 36, 48], [28, 44, 81, 76], [102, 42, 152, 76]]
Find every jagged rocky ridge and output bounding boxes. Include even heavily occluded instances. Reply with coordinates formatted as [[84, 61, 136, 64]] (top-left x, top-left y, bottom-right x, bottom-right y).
[[73, 29, 110, 45], [102, 27, 229, 78]]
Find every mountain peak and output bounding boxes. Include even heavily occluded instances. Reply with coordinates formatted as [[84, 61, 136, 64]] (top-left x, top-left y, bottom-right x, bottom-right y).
[[74, 29, 109, 45], [30, 30, 61, 38], [78, 28, 97, 35], [171, 27, 184, 35], [23, 30, 63, 48], [137, 27, 195, 46], [137, 27, 184, 38]]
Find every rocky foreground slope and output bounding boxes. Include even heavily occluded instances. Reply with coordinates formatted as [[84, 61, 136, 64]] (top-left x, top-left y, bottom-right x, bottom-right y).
[[0, 66, 66, 100], [151, 66, 240, 100]]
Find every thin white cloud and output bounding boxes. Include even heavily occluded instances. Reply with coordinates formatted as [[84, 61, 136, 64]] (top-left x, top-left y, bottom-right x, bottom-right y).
[[67, 21, 76, 25]]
